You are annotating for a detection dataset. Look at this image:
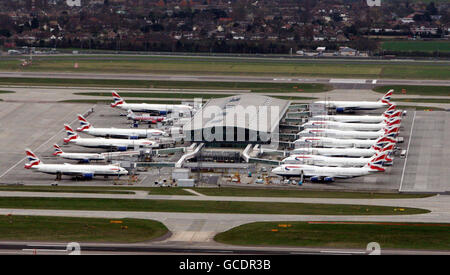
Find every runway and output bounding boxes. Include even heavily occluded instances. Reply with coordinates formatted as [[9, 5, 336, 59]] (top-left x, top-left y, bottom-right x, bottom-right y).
[[0, 240, 448, 255], [0, 71, 449, 89]]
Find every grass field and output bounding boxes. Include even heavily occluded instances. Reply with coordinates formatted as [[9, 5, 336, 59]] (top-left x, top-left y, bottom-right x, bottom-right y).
[[0, 90, 14, 94], [0, 215, 168, 243], [0, 197, 428, 215], [394, 98, 450, 104], [0, 77, 331, 93], [74, 91, 317, 101], [0, 185, 193, 195], [0, 56, 448, 79], [214, 221, 450, 250], [191, 188, 432, 199], [0, 185, 431, 199], [381, 41, 450, 53], [397, 105, 445, 111], [374, 85, 450, 96]]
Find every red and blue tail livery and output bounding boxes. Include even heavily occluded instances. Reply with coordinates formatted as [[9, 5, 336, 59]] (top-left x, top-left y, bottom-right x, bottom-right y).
[[77, 114, 91, 131], [64, 124, 79, 143], [24, 149, 41, 169], [111, 91, 124, 107], [53, 144, 63, 156]]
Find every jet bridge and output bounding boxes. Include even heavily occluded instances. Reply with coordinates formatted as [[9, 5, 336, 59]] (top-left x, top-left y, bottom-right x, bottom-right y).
[[175, 143, 204, 168]]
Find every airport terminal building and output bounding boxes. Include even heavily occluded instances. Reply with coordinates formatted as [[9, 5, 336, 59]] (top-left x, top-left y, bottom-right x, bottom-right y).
[[183, 94, 290, 147]]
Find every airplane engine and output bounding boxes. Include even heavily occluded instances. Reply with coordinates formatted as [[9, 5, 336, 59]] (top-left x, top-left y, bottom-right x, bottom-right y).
[[129, 135, 139, 140], [310, 176, 320, 182], [324, 177, 334, 182], [117, 146, 128, 151], [82, 173, 94, 180], [336, 107, 345, 113], [80, 159, 90, 163]]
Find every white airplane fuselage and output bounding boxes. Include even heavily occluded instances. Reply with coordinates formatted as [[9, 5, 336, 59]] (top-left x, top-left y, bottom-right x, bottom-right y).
[[116, 102, 192, 115], [295, 136, 377, 148], [311, 115, 385, 123], [299, 128, 384, 139], [57, 152, 105, 162], [81, 127, 167, 139], [303, 121, 388, 131], [282, 154, 372, 167], [67, 137, 158, 150], [292, 147, 378, 157], [28, 163, 128, 177], [315, 101, 390, 112], [271, 164, 376, 179]]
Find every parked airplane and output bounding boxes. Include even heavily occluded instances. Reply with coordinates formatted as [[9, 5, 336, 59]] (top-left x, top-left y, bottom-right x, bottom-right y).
[[292, 143, 395, 157], [295, 135, 397, 148], [126, 110, 166, 124], [271, 157, 385, 182], [64, 124, 158, 150], [24, 149, 128, 180], [77, 114, 167, 138], [302, 117, 401, 131], [310, 105, 401, 123], [53, 144, 106, 163], [282, 151, 389, 167], [111, 91, 193, 115], [314, 89, 394, 112], [298, 125, 400, 139]]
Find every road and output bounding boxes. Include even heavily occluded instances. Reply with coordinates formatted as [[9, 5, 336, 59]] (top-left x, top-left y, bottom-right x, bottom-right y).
[[0, 72, 449, 89], [0, 191, 448, 244]]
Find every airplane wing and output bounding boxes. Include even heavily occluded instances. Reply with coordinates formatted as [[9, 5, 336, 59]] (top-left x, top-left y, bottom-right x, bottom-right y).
[[61, 169, 95, 179]]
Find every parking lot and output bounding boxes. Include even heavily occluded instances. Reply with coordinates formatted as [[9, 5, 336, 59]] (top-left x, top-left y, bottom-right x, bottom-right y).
[[0, 102, 179, 185], [399, 111, 450, 193], [0, 98, 448, 193]]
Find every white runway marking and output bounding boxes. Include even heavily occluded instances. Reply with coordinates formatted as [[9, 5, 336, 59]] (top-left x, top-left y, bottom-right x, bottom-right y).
[[399, 110, 416, 192], [329, 79, 366, 84]]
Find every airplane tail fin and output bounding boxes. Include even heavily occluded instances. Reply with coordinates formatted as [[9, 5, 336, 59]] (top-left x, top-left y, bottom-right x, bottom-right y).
[[53, 144, 63, 156], [63, 124, 79, 143], [77, 114, 92, 131], [24, 149, 41, 169], [364, 156, 385, 172], [383, 104, 397, 116], [111, 90, 125, 107], [387, 117, 402, 127], [368, 152, 385, 166], [380, 89, 394, 106], [385, 126, 400, 138], [374, 135, 396, 148]]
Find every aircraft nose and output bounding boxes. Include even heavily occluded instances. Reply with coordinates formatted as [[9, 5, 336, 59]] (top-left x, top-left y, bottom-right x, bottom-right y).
[[271, 167, 281, 173]]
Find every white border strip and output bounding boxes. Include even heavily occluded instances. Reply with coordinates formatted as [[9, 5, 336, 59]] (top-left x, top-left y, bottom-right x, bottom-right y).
[[399, 110, 416, 192]]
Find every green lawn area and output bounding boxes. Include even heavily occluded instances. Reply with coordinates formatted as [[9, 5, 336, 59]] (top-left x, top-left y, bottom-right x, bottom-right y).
[[74, 91, 316, 101], [0, 77, 331, 93], [0, 197, 428, 215], [0, 185, 193, 195], [0, 56, 448, 79], [374, 85, 450, 96], [0, 215, 168, 243], [394, 98, 450, 104], [396, 105, 445, 111], [0, 90, 14, 94], [214, 221, 450, 250], [381, 41, 450, 53], [191, 188, 432, 199]]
